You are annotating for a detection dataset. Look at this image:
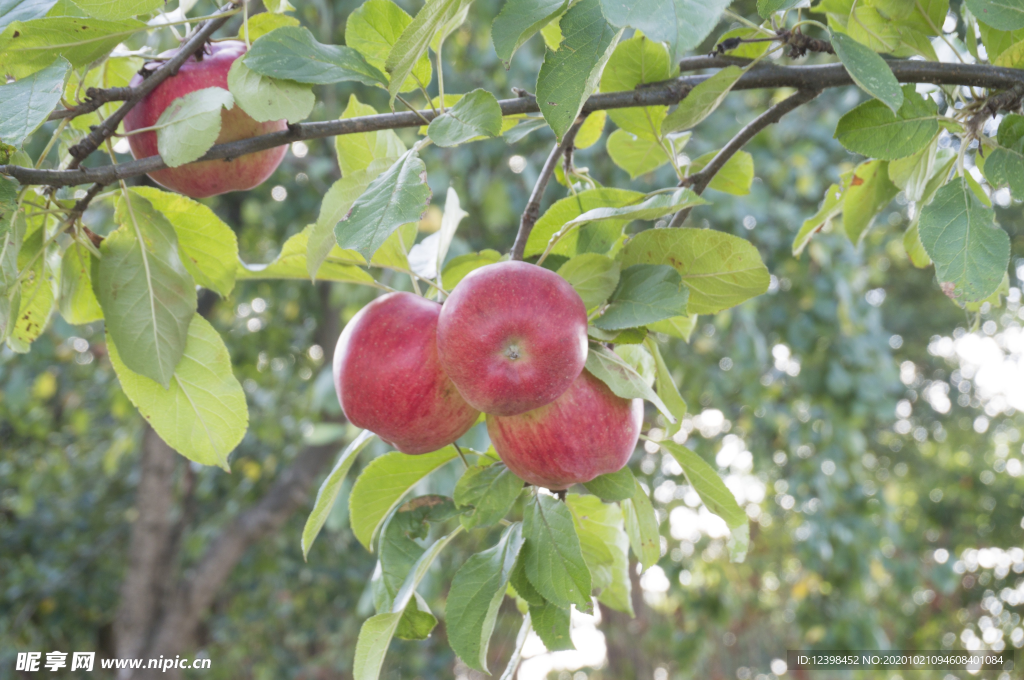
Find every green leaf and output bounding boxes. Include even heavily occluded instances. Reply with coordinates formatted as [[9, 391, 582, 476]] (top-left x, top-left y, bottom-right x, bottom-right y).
[[830, 30, 903, 113], [442, 249, 503, 288], [239, 12, 299, 42], [918, 178, 1011, 303], [108, 314, 248, 470], [535, 0, 622, 140], [502, 116, 549, 144], [0, 17, 146, 78], [415, 186, 467, 286], [226, 59, 314, 125], [454, 462, 524, 529], [966, 0, 1024, 29], [0, 0, 57, 33], [564, 188, 706, 228], [492, 0, 568, 66], [606, 129, 672, 178], [98, 192, 196, 388], [888, 134, 939, 202], [427, 88, 503, 146], [301, 430, 376, 559], [904, 221, 931, 268], [663, 66, 743, 133], [593, 264, 689, 331], [369, 222, 418, 270], [352, 613, 402, 680], [0, 57, 68, 148], [348, 447, 459, 551], [981, 115, 1024, 198], [526, 188, 643, 259], [646, 337, 686, 435], [599, 34, 673, 140], [155, 86, 234, 169], [310, 159, 394, 280], [793, 182, 844, 257], [335, 95, 407, 177], [757, 0, 803, 17], [385, 0, 471, 106], [585, 344, 672, 420], [600, 0, 732, 61], [391, 526, 463, 612], [647, 313, 697, 341], [567, 494, 633, 615], [379, 495, 459, 605], [557, 253, 620, 309], [689, 149, 754, 195], [574, 109, 606, 149], [529, 601, 573, 650], [446, 523, 524, 672], [662, 441, 748, 562], [834, 86, 939, 160], [69, 0, 160, 20], [582, 466, 636, 501], [843, 159, 899, 243], [396, 592, 437, 640], [540, 13, 563, 50], [8, 220, 54, 352], [346, 0, 431, 92], [0, 210, 23, 343], [622, 477, 659, 570], [130, 187, 238, 297], [509, 556, 545, 606], [335, 150, 432, 261], [245, 26, 386, 86], [238, 225, 376, 285], [614, 344, 655, 386], [57, 241, 101, 325], [621, 228, 770, 314], [522, 493, 593, 611]]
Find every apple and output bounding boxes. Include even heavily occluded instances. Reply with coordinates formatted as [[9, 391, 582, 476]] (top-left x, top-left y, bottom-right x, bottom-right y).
[[436, 261, 588, 416], [486, 369, 643, 490], [123, 41, 287, 198], [333, 292, 480, 455]]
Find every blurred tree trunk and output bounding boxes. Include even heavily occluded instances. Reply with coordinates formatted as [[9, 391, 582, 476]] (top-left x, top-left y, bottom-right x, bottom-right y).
[[600, 562, 652, 680], [114, 284, 342, 680]]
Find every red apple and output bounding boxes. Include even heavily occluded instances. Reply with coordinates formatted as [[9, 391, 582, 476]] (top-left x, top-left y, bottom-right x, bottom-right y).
[[333, 292, 480, 455], [123, 41, 287, 198], [436, 261, 588, 416], [487, 369, 643, 489]]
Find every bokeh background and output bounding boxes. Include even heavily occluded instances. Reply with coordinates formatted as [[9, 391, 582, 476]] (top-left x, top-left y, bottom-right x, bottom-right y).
[[3, 0, 1024, 678]]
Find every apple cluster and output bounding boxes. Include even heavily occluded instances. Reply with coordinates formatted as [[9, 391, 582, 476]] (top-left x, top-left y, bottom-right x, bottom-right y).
[[332, 261, 643, 490]]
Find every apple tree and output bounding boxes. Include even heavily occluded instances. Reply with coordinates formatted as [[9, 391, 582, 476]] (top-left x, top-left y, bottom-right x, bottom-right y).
[[1, 0, 1023, 676]]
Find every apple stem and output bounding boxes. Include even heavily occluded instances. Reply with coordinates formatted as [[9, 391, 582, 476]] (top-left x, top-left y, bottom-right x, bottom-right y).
[[453, 443, 469, 468]]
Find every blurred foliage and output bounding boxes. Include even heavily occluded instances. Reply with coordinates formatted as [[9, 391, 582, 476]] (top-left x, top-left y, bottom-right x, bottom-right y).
[[3, 0, 1024, 678]]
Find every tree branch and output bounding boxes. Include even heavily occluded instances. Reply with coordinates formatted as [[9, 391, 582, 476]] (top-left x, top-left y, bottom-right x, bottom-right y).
[[49, 86, 133, 121], [667, 88, 821, 228], [4, 60, 1024, 188], [510, 116, 587, 261], [65, 1, 240, 169]]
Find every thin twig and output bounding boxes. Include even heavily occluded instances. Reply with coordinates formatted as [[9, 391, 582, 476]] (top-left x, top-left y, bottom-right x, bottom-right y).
[[6, 60, 1024, 189], [47, 86, 134, 121], [64, 1, 240, 169], [510, 116, 588, 261], [666, 88, 821, 228]]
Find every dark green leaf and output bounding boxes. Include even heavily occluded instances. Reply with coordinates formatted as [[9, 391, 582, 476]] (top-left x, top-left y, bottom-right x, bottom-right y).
[[830, 30, 903, 113], [834, 86, 939, 160], [966, 0, 1024, 30], [446, 523, 524, 671], [529, 601, 573, 650], [427, 88, 503, 146], [0, 57, 68, 148], [0, 0, 57, 32], [244, 26, 386, 86], [582, 466, 636, 501], [454, 462, 524, 529], [600, 0, 731, 61], [757, 0, 803, 17], [918, 178, 1010, 303], [98, 192, 197, 388], [492, 0, 568, 66], [335, 150, 432, 261], [536, 0, 621, 140], [593, 264, 689, 331], [522, 494, 593, 611]]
